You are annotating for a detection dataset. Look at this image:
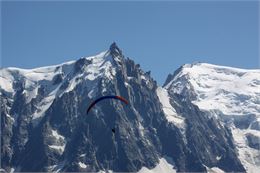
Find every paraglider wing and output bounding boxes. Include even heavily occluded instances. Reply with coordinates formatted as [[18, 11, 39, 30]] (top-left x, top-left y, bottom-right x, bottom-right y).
[[87, 95, 128, 114], [114, 96, 128, 104]]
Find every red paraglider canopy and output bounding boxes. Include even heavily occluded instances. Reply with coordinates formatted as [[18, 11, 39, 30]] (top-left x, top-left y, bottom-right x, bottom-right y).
[[87, 95, 128, 114]]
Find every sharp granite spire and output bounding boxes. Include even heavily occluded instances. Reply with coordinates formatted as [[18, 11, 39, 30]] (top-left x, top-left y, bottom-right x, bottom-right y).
[[109, 42, 123, 57]]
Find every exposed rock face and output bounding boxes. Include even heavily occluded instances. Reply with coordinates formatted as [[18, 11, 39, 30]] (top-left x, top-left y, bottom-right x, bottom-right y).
[[0, 44, 251, 172], [164, 63, 260, 172]]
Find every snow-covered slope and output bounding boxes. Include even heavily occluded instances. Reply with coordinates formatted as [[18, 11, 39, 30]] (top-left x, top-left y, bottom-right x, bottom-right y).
[[164, 63, 260, 173], [156, 87, 185, 129], [165, 63, 260, 116], [0, 50, 116, 124], [138, 157, 177, 173]]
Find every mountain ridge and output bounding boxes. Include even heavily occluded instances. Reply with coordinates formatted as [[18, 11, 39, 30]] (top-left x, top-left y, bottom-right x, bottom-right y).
[[1, 43, 258, 172], [164, 62, 260, 172]]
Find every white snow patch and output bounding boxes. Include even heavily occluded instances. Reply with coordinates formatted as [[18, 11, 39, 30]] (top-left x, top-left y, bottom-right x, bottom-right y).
[[98, 170, 113, 173], [0, 73, 14, 93], [124, 82, 129, 87], [216, 156, 221, 161], [48, 129, 66, 154], [51, 129, 65, 141], [65, 76, 78, 93], [47, 164, 58, 171], [231, 128, 260, 173], [206, 166, 225, 173], [32, 94, 55, 120], [127, 76, 133, 80], [141, 75, 146, 80], [24, 86, 38, 103], [47, 162, 65, 172], [83, 50, 116, 81], [48, 145, 65, 153], [78, 162, 88, 169], [0, 169, 6, 173], [10, 168, 15, 173], [6, 113, 15, 122], [138, 157, 176, 173], [80, 153, 86, 157], [156, 87, 185, 129], [88, 89, 97, 98], [138, 122, 145, 137]]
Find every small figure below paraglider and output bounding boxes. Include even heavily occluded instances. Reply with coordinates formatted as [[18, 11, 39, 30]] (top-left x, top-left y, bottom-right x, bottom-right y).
[[111, 128, 115, 134], [86, 95, 128, 137]]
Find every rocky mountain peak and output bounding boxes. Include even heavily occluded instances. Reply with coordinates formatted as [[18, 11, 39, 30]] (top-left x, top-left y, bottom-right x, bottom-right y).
[[109, 42, 123, 57], [1, 46, 256, 173]]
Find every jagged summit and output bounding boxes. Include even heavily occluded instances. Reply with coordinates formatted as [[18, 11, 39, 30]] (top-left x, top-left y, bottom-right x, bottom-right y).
[[109, 42, 123, 57], [109, 42, 118, 51]]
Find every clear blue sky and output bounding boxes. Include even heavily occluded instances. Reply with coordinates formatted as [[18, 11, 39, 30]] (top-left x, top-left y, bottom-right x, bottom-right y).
[[1, 1, 259, 85]]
